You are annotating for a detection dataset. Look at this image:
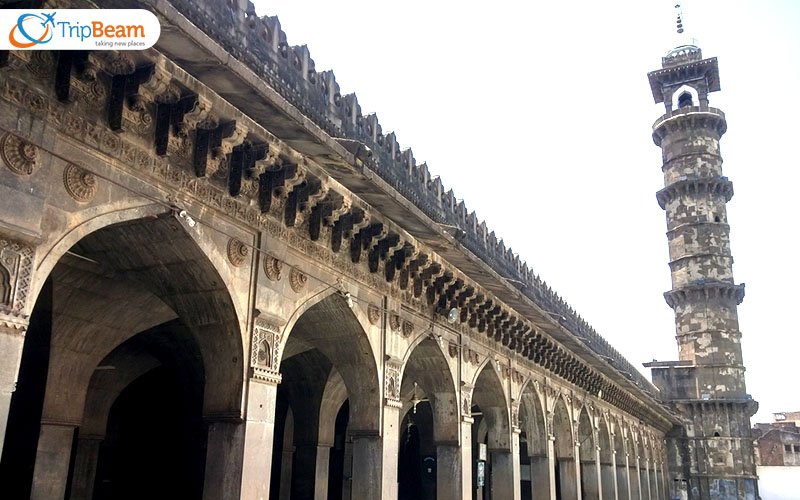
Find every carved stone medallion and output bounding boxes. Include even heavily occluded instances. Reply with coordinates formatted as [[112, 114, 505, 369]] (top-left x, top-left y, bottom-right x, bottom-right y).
[[1, 133, 39, 176], [227, 238, 249, 267], [367, 304, 380, 325], [63, 163, 98, 202], [401, 320, 414, 338], [289, 267, 307, 292], [389, 313, 401, 332], [263, 255, 283, 281]]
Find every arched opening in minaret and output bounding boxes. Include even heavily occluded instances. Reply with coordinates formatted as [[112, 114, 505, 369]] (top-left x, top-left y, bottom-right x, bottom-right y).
[[677, 92, 693, 108]]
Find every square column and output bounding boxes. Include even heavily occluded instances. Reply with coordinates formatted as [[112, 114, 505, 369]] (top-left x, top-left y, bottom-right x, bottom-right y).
[[240, 375, 280, 499], [30, 421, 77, 500], [380, 402, 401, 500], [351, 430, 382, 499], [461, 417, 474, 499], [436, 442, 462, 500], [68, 435, 103, 500], [313, 444, 331, 500], [0, 319, 27, 457]]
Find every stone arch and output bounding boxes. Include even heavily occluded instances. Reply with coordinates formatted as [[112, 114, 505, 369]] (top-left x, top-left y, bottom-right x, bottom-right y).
[[671, 84, 699, 110], [596, 415, 614, 500], [400, 334, 459, 442], [519, 379, 549, 500], [626, 423, 641, 500], [552, 395, 577, 500], [639, 434, 651, 500], [471, 359, 510, 450], [281, 292, 380, 432], [54, 214, 245, 417], [398, 333, 460, 499], [273, 291, 381, 500], [8, 213, 248, 499], [614, 418, 630, 500], [29, 203, 165, 315], [577, 406, 598, 500], [470, 359, 511, 500]]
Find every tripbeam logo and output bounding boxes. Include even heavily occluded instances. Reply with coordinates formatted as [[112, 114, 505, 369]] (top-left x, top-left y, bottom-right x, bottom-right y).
[[1, 9, 160, 50]]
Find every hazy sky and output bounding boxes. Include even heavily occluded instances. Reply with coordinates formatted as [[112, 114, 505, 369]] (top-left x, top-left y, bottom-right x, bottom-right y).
[[250, 0, 800, 424]]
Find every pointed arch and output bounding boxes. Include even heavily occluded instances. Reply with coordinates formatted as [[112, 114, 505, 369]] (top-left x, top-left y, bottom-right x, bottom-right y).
[[578, 406, 599, 500], [597, 415, 616, 500], [671, 84, 699, 110]]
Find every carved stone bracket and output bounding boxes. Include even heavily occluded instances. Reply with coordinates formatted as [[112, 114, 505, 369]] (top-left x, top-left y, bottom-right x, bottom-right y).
[[384, 355, 402, 407], [511, 400, 521, 431], [460, 382, 474, 421], [0, 236, 34, 315], [250, 315, 283, 385]]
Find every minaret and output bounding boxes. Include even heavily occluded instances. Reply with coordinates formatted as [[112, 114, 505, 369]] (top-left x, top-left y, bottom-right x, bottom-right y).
[[643, 44, 759, 499]]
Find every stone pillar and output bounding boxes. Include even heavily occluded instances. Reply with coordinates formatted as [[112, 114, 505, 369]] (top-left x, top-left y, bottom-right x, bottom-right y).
[[605, 448, 619, 500], [644, 460, 652, 500], [380, 403, 401, 500], [68, 435, 103, 500], [490, 449, 515, 500], [0, 319, 27, 457], [580, 456, 599, 500], [30, 422, 77, 500], [291, 444, 319, 498], [592, 445, 603, 500], [351, 431, 382, 499], [279, 445, 294, 500], [313, 444, 331, 500], [460, 417, 474, 499], [240, 377, 280, 499], [436, 442, 461, 500], [530, 454, 551, 500], [632, 457, 642, 500], [547, 435, 558, 500], [203, 418, 245, 500], [511, 427, 522, 500], [573, 441, 583, 500]]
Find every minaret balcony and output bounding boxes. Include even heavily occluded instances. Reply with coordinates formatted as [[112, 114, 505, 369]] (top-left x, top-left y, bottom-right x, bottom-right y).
[[652, 106, 727, 147], [663, 280, 745, 309], [656, 176, 733, 209]]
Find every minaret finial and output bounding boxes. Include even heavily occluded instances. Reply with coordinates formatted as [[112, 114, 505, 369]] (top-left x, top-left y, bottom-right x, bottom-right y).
[[675, 2, 684, 34]]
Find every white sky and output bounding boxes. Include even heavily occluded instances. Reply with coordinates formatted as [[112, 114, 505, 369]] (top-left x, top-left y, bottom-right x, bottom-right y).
[[250, 0, 800, 424]]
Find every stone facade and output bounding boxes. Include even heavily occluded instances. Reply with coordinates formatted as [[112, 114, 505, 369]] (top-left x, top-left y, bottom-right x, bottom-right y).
[[0, 1, 757, 500], [644, 45, 759, 499]]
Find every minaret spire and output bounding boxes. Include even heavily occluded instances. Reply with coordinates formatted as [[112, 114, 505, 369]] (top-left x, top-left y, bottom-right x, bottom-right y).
[[643, 40, 760, 499]]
